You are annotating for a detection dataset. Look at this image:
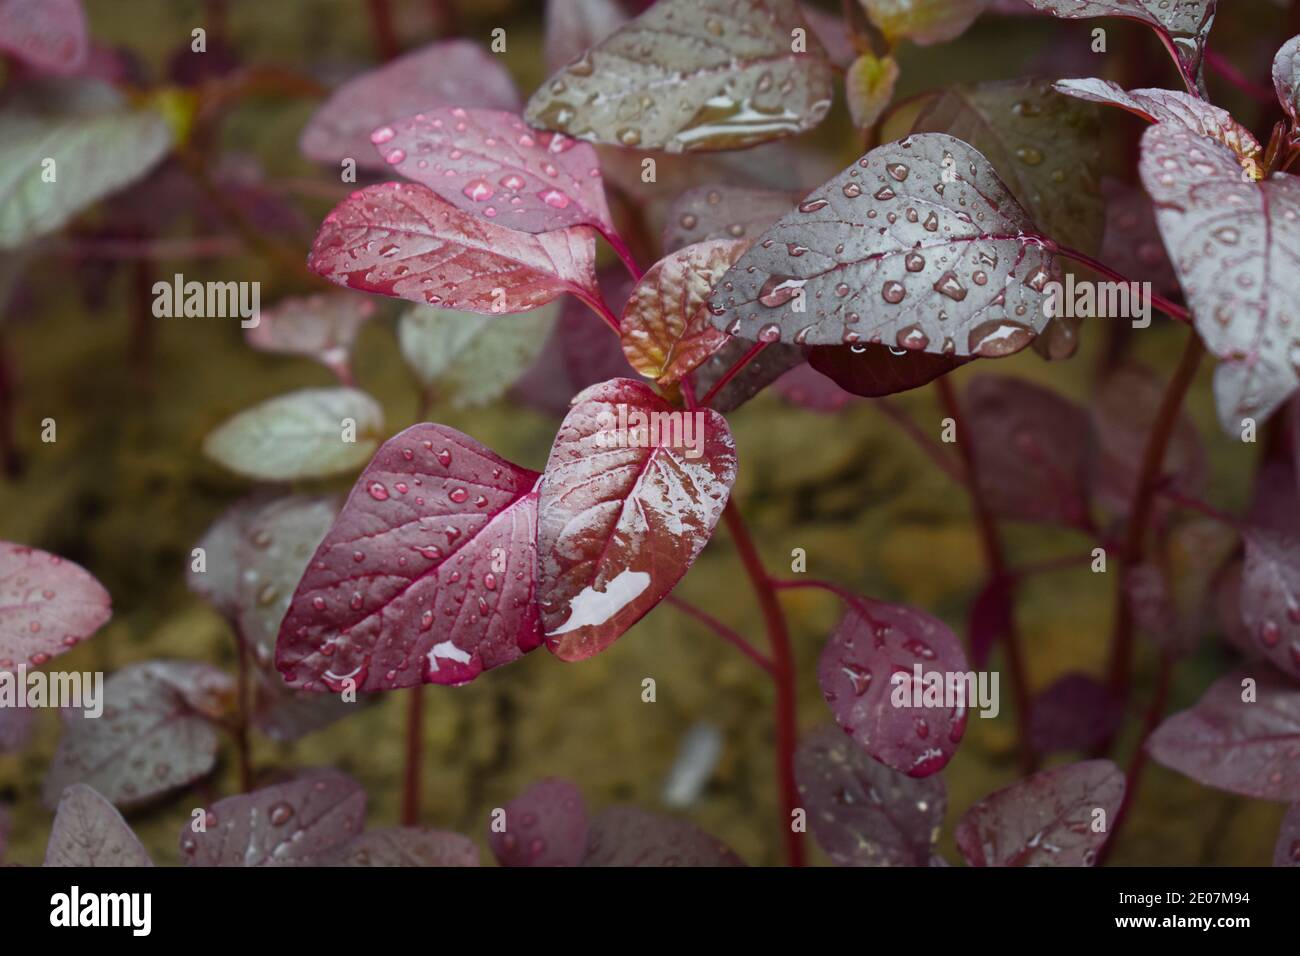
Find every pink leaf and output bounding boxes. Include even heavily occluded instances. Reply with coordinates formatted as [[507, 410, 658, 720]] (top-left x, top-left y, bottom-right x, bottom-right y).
[[806, 343, 965, 398], [1274, 35, 1300, 128], [581, 806, 745, 866], [1239, 530, 1300, 680], [245, 292, 376, 382], [275, 424, 543, 693], [795, 724, 946, 866], [0, 541, 111, 671], [181, 769, 366, 866], [44, 661, 234, 808], [955, 759, 1125, 866], [0, 0, 86, 75], [1276, 804, 1300, 866], [1028, 673, 1124, 755], [772, 362, 856, 412], [308, 182, 599, 315], [488, 777, 589, 867], [331, 827, 479, 866], [299, 40, 520, 170], [817, 595, 969, 777], [45, 783, 152, 867], [376, 108, 614, 235], [1147, 668, 1300, 801], [537, 379, 737, 661]]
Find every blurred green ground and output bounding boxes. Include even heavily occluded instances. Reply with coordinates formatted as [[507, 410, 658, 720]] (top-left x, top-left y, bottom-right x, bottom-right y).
[[0, 0, 1289, 865]]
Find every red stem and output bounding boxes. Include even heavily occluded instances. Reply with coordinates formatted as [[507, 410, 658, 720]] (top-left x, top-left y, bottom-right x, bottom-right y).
[[601, 226, 645, 282], [573, 287, 622, 334], [721, 499, 805, 867], [402, 686, 424, 825], [666, 595, 773, 673], [1204, 48, 1277, 106], [701, 341, 768, 407], [1156, 487, 1240, 529], [366, 0, 400, 60], [0, 333, 22, 480], [1055, 246, 1192, 324], [874, 397, 965, 483], [1154, 29, 1201, 98]]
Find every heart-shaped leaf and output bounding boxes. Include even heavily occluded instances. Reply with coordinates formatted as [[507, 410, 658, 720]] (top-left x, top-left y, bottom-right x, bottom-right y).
[[488, 777, 589, 867], [906, 80, 1103, 254], [245, 293, 376, 383], [955, 759, 1125, 866], [963, 375, 1093, 529], [45, 784, 153, 867], [525, 0, 834, 153], [1100, 177, 1178, 298], [581, 806, 745, 866], [860, 0, 991, 46], [181, 769, 366, 866], [0, 541, 111, 671], [537, 379, 737, 661], [706, 134, 1062, 356], [795, 724, 946, 867], [44, 661, 234, 808], [818, 594, 969, 777], [807, 343, 964, 397], [202, 387, 384, 481], [330, 827, 479, 866], [0, 80, 172, 248], [309, 182, 600, 315], [1239, 530, 1300, 680], [299, 40, 520, 170], [1028, 673, 1124, 755], [1276, 804, 1300, 866], [1140, 122, 1300, 431], [1274, 35, 1300, 127], [376, 108, 614, 236], [1024, 1, 1217, 80], [846, 53, 900, 131], [0, 0, 86, 74], [275, 424, 543, 693], [1147, 669, 1300, 801], [620, 239, 748, 385], [397, 302, 558, 408], [544, 0, 628, 73], [663, 185, 798, 253]]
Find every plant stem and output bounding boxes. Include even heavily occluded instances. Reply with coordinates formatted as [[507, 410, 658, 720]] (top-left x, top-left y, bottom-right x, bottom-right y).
[[601, 227, 645, 282], [1106, 330, 1205, 698], [1154, 28, 1202, 98], [1054, 246, 1192, 323], [367, 0, 400, 60], [874, 397, 965, 483], [701, 341, 768, 407], [573, 288, 622, 334], [665, 595, 773, 672], [1156, 487, 1240, 529], [1204, 48, 1276, 105], [402, 686, 424, 825], [721, 499, 805, 867]]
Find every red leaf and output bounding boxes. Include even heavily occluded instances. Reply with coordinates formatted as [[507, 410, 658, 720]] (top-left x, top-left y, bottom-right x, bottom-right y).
[[1238, 530, 1300, 680], [795, 724, 946, 867], [955, 759, 1125, 866], [308, 182, 599, 315], [45, 783, 152, 867], [692, 337, 807, 412], [0, 0, 87, 75], [376, 108, 614, 235], [818, 595, 969, 777], [1147, 669, 1300, 801], [967, 573, 1014, 669], [331, 827, 479, 866], [537, 379, 737, 661], [299, 40, 520, 170], [1028, 673, 1124, 755], [581, 806, 745, 866], [275, 424, 543, 693], [807, 343, 965, 398], [181, 769, 366, 866], [488, 777, 589, 867], [0, 541, 111, 671], [1276, 804, 1300, 866], [772, 362, 856, 413]]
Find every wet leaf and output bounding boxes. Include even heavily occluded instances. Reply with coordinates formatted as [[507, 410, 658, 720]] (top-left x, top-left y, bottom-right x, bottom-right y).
[[691, 337, 806, 411], [662, 184, 797, 253], [376, 108, 614, 235], [801, 2, 858, 68], [1147, 668, 1300, 800], [1275, 804, 1300, 866], [0, 541, 111, 671], [861, 0, 990, 46], [245, 293, 376, 382], [846, 53, 900, 131], [963, 375, 1092, 529], [1240, 529, 1300, 681], [488, 777, 589, 867], [398, 301, 558, 407], [907, 80, 1103, 254], [309, 182, 599, 315], [0, 705, 34, 753], [275, 424, 543, 693], [1100, 177, 1178, 298], [1140, 122, 1300, 432], [0, 80, 172, 248], [537, 379, 737, 661], [967, 573, 1014, 669], [621, 239, 748, 384], [525, 0, 834, 153], [581, 806, 745, 866], [1274, 35, 1300, 127], [807, 342, 964, 397], [0, 0, 86, 73], [1029, 673, 1124, 755], [331, 827, 479, 866], [1024, 1, 1217, 79], [795, 724, 946, 866], [181, 769, 365, 866], [202, 387, 384, 481], [817, 594, 969, 777], [544, 0, 628, 74], [706, 134, 1062, 357], [955, 759, 1124, 866], [773, 362, 856, 412], [44, 661, 234, 809], [45, 784, 153, 867], [299, 40, 520, 170]]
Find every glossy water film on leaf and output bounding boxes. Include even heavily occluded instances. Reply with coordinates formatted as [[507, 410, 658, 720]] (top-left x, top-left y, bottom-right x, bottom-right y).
[[706, 134, 1062, 357], [806, 342, 965, 397]]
